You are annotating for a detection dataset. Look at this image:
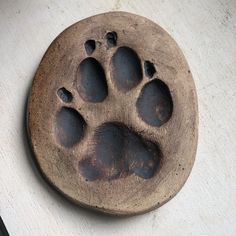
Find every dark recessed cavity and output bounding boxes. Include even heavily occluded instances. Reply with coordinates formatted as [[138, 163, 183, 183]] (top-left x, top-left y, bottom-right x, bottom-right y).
[[79, 122, 162, 181], [76, 57, 108, 103], [136, 79, 173, 127], [126, 132, 161, 179], [57, 87, 73, 103], [79, 157, 103, 181], [106, 31, 117, 47], [84, 40, 96, 55], [111, 47, 142, 91], [144, 60, 156, 78], [55, 107, 86, 147], [95, 123, 125, 167]]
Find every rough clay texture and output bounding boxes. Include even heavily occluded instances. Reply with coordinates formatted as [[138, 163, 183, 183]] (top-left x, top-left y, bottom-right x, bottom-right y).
[[27, 12, 198, 216]]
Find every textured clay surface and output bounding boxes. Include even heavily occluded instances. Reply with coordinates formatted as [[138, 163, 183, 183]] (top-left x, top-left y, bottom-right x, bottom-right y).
[[27, 12, 198, 216]]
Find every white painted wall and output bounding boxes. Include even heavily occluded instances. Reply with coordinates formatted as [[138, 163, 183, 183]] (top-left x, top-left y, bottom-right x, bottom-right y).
[[0, 0, 236, 235]]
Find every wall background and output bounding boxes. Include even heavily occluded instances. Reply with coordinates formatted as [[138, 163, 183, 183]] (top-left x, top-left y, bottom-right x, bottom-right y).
[[0, 0, 236, 235]]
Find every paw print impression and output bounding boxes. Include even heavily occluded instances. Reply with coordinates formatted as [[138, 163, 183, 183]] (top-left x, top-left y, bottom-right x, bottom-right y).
[[28, 12, 198, 216], [54, 31, 171, 181]]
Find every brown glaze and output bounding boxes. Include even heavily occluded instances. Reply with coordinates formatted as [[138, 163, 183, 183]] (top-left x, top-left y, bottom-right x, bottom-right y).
[[79, 122, 162, 181], [111, 46, 143, 91], [136, 79, 173, 127], [27, 12, 198, 216]]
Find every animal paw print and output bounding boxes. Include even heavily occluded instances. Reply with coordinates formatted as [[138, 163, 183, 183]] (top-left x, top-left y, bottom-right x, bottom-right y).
[[54, 31, 173, 181]]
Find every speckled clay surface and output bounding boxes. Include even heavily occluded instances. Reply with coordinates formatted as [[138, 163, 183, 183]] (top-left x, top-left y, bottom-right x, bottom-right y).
[[27, 12, 198, 216]]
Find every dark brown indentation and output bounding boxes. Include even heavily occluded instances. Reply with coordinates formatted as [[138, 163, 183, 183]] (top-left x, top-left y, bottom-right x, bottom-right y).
[[84, 40, 96, 55], [111, 47, 142, 91], [55, 107, 86, 147], [79, 157, 103, 181], [93, 123, 129, 179], [79, 123, 161, 181], [94, 123, 124, 166], [57, 87, 73, 103], [106, 31, 117, 47], [144, 60, 156, 78], [77, 57, 108, 102], [126, 133, 161, 179], [136, 79, 173, 127]]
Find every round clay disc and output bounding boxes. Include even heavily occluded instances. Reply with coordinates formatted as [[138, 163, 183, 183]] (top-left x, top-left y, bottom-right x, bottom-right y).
[[27, 12, 198, 216]]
